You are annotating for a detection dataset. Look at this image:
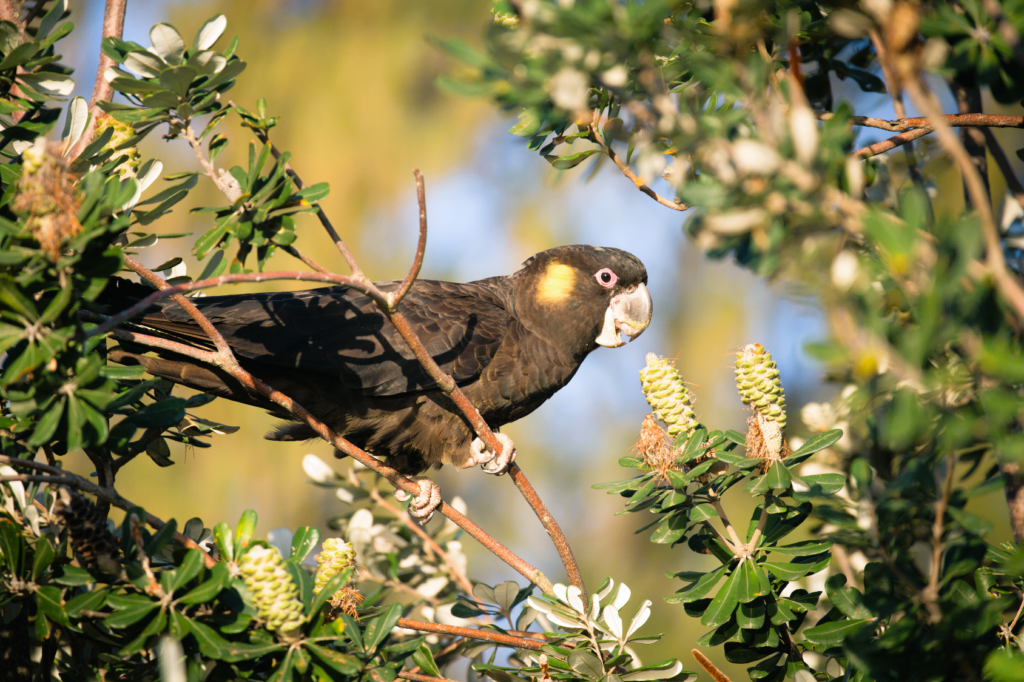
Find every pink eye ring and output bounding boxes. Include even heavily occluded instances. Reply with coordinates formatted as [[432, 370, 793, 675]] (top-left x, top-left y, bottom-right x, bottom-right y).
[[594, 268, 617, 288]]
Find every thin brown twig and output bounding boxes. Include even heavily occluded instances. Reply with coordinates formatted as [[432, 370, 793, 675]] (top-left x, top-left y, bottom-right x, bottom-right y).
[[69, 0, 127, 159], [389, 169, 429, 309], [369, 488, 477, 599], [868, 30, 907, 121], [923, 452, 956, 621], [982, 127, 1024, 212], [0, 457, 216, 568], [852, 127, 933, 158], [903, 79, 1024, 326], [395, 618, 545, 650], [587, 124, 687, 212]]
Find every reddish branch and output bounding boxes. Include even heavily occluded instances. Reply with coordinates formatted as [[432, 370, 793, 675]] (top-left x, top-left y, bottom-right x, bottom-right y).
[[396, 618, 545, 650], [818, 111, 1024, 133], [0, 455, 216, 568], [587, 123, 687, 212], [399, 673, 459, 682], [852, 127, 934, 158], [70, 0, 127, 159]]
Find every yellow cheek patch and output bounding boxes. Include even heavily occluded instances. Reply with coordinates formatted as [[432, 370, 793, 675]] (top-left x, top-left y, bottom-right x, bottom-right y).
[[536, 262, 577, 304]]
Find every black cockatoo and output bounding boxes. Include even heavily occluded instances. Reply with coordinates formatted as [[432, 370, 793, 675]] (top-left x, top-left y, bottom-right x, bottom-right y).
[[108, 244, 652, 518]]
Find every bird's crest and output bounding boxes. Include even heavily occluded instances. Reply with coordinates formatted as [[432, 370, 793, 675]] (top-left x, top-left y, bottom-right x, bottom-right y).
[[536, 261, 577, 304]]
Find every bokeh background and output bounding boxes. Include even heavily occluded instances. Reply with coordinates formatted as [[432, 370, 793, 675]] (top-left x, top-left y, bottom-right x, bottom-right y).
[[54, 1, 1018, 678]]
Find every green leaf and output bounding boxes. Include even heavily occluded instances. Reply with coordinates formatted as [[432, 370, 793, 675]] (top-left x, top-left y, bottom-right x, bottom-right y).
[[803, 619, 872, 645], [150, 23, 186, 64], [770, 540, 833, 557], [290, 526, 320, 564], [763, 461, 791, 491], [167, 548, 205, 593], [186, 617, 230, 658], [0, 519, 25, 574], [547, 149, 601, 170], [234, 509, 257, 556], [213, 521, 234, 562], [306, 642, 360, 675], [824, 574, 873, 619], [160, 65, 196, 98], [36, 585, 69, 626], [195, 15, 227, 51], [55, 565, 94, 586], [412, 643, 442, 677], [569, 650, 605, 680], [723, 430, 747, 446], [32, 535, 56, 581], [790, 430, 843, 459], [364, 602, 403, 652], [65, 587, 108, 618], [105, 598, 158, 629], [666, 565, 728, 604], [947, 506, 993, 536], [736, 559, 767, 603], [763, 562, 814, 582], [178, 562, 229, 605], [701, 567, 740, 627]]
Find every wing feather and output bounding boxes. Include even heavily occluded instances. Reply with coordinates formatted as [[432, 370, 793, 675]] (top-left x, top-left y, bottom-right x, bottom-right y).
[[136, 279, 511, 397]]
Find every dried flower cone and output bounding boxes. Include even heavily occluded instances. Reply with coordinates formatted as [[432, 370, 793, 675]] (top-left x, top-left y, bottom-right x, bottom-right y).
[[746, 410, 791, 469], [314, 538, 355, 595], [640, 353, 699, 442], [635, 414, 678, 481], [55, 488, 120, 575], [13, 138, 82, 261], [328, 585, 364, 621], [239, 545, 306, 640]]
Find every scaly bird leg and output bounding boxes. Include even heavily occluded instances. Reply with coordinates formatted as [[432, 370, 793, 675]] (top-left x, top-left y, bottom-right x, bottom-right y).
[[466, 433, 517, 476], [394, 476, 441, 525]]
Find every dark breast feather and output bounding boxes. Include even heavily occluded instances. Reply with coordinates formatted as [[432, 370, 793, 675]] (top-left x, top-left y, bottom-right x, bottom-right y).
[[138, 279, 512, 397]]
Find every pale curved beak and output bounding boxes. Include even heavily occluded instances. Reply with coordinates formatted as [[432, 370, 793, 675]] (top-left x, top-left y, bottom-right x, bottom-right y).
[[595, 282, 653, 348]]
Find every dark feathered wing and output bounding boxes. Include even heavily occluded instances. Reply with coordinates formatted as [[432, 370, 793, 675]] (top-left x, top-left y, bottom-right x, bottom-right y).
[[129, 279, 513, 397]]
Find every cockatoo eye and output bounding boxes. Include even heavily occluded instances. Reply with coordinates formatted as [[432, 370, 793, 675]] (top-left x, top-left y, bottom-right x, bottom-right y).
[[594, 268, 617, 288]]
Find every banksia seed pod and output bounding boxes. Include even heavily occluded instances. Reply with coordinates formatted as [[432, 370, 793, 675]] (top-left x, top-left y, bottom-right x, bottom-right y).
[[314, 538, 355, 595], [734, 343, 787, 429], [239, 545, 305, 639], [640, 353, 698, 441], [94, 114, 140, 179], [13, 138, 82, 261], [55, 489, 121, 575]]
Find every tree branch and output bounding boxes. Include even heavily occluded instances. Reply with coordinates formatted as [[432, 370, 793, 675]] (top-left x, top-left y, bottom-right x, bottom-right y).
[[0, 457, 216, 568], [395, 618, 546, 650], [69, 0, 126, 159], [587, 123, 688, 212], [903, 79, 1024, 326], [817, 111, 1024, 133], [982, 127, 1024, 212], [852, 127, 934, 158]]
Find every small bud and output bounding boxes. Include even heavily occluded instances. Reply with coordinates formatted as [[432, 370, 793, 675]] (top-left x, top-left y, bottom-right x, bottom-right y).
[[639, 354, 699, 442], [239, 546, 305, 640]]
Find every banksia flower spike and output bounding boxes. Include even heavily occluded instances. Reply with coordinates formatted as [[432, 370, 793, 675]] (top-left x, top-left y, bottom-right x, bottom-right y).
[[314, 538, 355, 595], [640, 353, 699, 442], [735, 344, 788, 465], [55, 489, 121, 575], [13, 138, 82, 261], [94, 114, 140, 179], [239, 545, 306, 640]]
